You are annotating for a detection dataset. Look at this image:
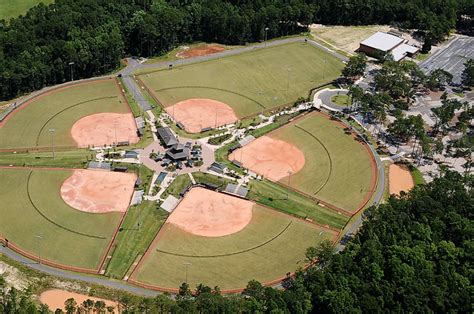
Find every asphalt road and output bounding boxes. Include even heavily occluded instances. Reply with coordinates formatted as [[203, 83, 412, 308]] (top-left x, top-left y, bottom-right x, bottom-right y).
[[420, 35, 474, 84]]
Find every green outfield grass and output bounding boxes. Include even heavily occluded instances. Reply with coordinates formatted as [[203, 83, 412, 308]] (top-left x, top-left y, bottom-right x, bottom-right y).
[[0, 0, 53, 21], [0, 168, 122, 269], [0, 79, 130, 149], [267, 112, 375, 213], [139, 42, 343, 117], [132, 203, 336, 290], [106, 201, 168, 279]]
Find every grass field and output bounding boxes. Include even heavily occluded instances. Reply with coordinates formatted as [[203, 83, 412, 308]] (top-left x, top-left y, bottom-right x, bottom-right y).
[[106, 201, 168, 279], [0, 79, 130, 149], [331, 94, 351, 106], [139, 42, 343, 117], [0, 168, 121, 269], [267, 112, 375, 213], [132, 204, 336, 290], [0, 0, 53, 21]]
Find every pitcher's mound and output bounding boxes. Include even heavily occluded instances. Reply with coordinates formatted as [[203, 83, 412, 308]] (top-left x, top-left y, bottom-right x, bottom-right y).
[[71, 112, 139, 148], [165, 98, 237, 133], [229, 136, 305, 181], [167, 187, 253, 237], [60, 169, 137, 213]]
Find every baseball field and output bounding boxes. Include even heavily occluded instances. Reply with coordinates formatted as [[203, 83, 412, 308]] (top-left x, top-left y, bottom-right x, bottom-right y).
[[0, 0, 53, 20], [0, 79, 138, 149], [129, 188, 337, 291], [230, 112, 377, 213], [139, 42, 343, 132], [0, 167, 134, 270]]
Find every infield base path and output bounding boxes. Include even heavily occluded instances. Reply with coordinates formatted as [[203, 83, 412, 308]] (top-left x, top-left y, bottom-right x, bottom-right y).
[[229, 136, 305, 181], [71, 112, 139, 148], [167, 187, 253, 237], [60, 169, 137, 213], [165, 98, 238, 133]]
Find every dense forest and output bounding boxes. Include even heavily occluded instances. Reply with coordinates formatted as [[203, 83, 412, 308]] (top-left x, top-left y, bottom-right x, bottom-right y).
[[2, 171, 472, 313], [0, 0, 472, 100]]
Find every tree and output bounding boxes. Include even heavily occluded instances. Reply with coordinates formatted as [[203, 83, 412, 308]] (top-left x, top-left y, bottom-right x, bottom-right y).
[[462, 59, 474, 87], [342, 53, 367, 81], [81, 299, 94, 313], [431, 98, 463, 132], [93, 300, 106, 314], [64, 298, 77, 314], [305, 239, 335, 268], [426, 68, 453, 90]]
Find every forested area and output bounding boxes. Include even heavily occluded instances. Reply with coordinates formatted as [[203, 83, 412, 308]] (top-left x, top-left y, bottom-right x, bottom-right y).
[[0, 0, 472, 100], [2, 171, 472, 313]]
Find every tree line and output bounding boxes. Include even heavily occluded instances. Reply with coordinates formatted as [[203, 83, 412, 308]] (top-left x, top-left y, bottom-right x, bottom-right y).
[[1, 171, 471, 313], [0, 0, 472, 100]]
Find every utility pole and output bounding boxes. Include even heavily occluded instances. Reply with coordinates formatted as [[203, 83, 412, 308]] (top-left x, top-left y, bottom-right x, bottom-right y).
[[264, 27, 269, 47], [49, 128, 55, 159], [183, 262, 192, 284], [287, 68, 291, 91], [286, 171, 292, 200], [69, 62, 75, 81]]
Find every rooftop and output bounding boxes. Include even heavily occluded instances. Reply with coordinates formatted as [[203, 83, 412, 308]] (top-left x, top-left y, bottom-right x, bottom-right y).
[[360, 31, 404, 52], [391, 43, 419, 61], [157, 127, 178, 147]]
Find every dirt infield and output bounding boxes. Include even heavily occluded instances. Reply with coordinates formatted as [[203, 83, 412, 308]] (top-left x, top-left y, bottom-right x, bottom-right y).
[[167, 187, 253, 237], [39, 289, 118, 313], [60, 169, 137, 213], [229, 136, 305, 181], [176, 44, 225, 58], [165, 98, 238, 133], [70, 112, 139, 147], [389, 164, 414, 195]]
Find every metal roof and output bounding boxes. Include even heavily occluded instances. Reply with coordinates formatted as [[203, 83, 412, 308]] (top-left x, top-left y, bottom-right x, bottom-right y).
[[390, 43, 419, 61], [156, 127, 178, 146], [360, 32, 404, 52]]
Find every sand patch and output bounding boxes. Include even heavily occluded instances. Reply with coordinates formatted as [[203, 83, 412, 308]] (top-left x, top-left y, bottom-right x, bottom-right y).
[[39, 289, 118, 313], [60, 169, 137, 213], [165, 98, 237, 133], [167, 187, 253, 237], [177, 44, 225, 58], [389, 164, 414, 195], [71, 112, 139, 148], [229, 136, 305, 181]]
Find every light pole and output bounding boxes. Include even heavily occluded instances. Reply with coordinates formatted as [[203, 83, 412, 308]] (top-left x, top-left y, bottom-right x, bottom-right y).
[[183, 262, 192, 284], [68, 62, 75, 81], [49, 128, 55, 159], [264, 27, 269, 47], [34, 235, 42, 264], [286, 171, 292, 200]]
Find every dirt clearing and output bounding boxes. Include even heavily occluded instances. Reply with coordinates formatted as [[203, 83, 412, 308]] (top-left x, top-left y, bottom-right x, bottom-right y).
[[165, 98, 238, 133], [389, 164, 414, 195], [39, 289, 118, 313], [70, 112, 139, 148], [167, 187, 253, 237], [177, 44, 225, 58], [60, 169, 137, 213], [229, 136, 305, 181]]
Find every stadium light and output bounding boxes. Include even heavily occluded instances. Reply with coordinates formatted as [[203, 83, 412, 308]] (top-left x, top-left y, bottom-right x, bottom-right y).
[[286, 171, 292, 200], [183, 262, 192, 283], [68, 62, 75, 81], [264, 27, 269, 47], [34, 235, 42, 264]]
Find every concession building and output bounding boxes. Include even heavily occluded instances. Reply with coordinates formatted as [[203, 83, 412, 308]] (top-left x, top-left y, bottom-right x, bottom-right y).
[[359, 32, 419, 61]]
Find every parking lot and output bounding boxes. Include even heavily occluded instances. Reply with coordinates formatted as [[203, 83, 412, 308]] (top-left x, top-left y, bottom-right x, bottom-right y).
[[420, 35, 474, 84]]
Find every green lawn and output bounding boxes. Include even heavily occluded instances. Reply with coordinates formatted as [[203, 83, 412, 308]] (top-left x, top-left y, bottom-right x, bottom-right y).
[[331, 94, 351, 106], [132, 204, 336, 290], [0, 0, 53, 21], [0, 168, 121, 269], [248, 179, 348, 229], [0, 79, 130, 149], [0, 149, 91, 168], [106, 201, 168, 279], [139, 42, 343, 117], [263, 112, 375, 213]]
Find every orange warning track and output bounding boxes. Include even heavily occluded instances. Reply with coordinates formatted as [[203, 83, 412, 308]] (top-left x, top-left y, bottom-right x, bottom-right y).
[[176, 44, 225, 58], [60, 169, 137, 213], [165, 98, 238, 133], [167, 187, 253, 237]]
